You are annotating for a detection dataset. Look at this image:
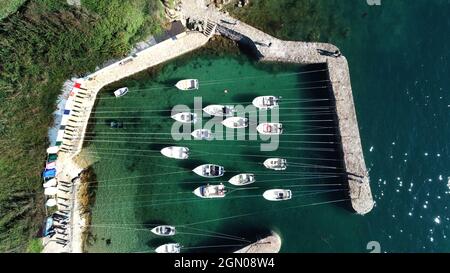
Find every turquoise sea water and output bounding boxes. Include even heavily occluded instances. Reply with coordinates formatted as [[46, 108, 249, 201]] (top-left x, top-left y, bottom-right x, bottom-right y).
[[84, 0, 450, 252]]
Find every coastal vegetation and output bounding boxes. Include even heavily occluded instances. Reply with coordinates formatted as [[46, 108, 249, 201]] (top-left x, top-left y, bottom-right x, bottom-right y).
[[225, 0, 351, 42], [0, 0, 165, 252]]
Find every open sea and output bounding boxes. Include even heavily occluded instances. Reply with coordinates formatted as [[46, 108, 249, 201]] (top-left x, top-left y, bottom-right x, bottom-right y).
[[83, 0, 450, 253]]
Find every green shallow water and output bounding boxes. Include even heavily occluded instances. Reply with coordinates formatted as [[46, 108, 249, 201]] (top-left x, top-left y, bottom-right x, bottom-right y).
[[84, 0, 450, 253]]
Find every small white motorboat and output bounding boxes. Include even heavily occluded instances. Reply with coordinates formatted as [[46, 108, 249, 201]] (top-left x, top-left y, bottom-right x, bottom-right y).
[[228, 173, 255, 186], [171, 112, 197, 124], [175, 79, 199, 90], [191, 129, 213, 140], [263, 158, 287, 170], [257, 123, 283, 135], [114, 87, 128, 97], [263, 189, 292, 201], [155, 243, 181, 253], [252, 96, 280, 110], [44, 187, 58, 196], [221, 117, 248, 129], [160, 146, 189, 159], [151, 225, 176, 236], [193, 184, 227, 198], [43, 178, 57, 188], [203, 105, 235, 117], [193, 164, 224, 178]]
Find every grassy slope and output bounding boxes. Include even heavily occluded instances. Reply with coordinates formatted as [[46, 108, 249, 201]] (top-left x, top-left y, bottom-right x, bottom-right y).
[[0, 0, 164, 252], [0, 0, 27, 20]]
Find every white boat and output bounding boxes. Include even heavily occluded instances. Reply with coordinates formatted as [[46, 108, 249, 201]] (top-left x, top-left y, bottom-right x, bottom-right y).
[[191, 129, 213, 140], [44, 187, 58, 196], [193, 184, 227, 198], [228, 173, 255, 186], [155, 243, 181, 253], [45, 199, 57, 207], [263, 189, 292, 201], [263, 158, 287, 170], [114, 87, 128, 97], [151, 225, 176, 236], [175, 79, 199, 90], [171, 112, 197, 123], [221, 117, 248, 129], [252, 96, 280, 110], [43, 178, 57, 188], [193, 164, 224, 178], [257, 123, 283, 135], [160, 146, 189, 159], [203, 105, 235, 117]]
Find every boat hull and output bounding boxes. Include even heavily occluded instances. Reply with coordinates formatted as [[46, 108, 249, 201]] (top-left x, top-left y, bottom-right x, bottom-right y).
[[175, 79, 199, 90], [155, 243, 181, 253], [193, 164, 225, 178], [228, 174, 255, 186], [114, 87, 128, 97], [221, 117, 248, 129], [151, 226, 176, 236], [256, 123, 283, 135], [161, 146, 189, 159], [191, 129, 213, 140], [263, 189, 292, 201], [252, 96, 279, 110], [171, 112, 197, 124], [203, 105, 235, 117], [193, 184, 227, 198], [263, 158, 287, 170]]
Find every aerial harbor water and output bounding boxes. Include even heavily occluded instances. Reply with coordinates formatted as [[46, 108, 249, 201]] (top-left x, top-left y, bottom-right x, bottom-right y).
[[81, 0, 450, 253]]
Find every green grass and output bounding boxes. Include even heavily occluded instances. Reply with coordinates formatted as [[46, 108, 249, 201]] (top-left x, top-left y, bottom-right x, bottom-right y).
[[26, 238, 43, 253], [0, 0, 164, 252], [0, 0, 27, 20]]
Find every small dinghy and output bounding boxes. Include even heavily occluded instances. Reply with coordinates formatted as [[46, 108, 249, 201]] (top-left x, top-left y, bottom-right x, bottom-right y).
[[263, 158, 287, 170], [221, 117, 248, 129], [114, 87, 128, 97], [191, 129, 213, 140], [155, 243, 181, 253], [203, 105, 235, 117], [175, 79, 199, 90], [193, 184, 227, 198], [263, 189, 292, 201], [252, 96, 280, 110], [228, 173, 255, 186], [193, 164, 224, 178], [257, 123, 283, 135], [151, 225, 176, 236], [171, 112, 197, 124], [160, 146, 189, 159]]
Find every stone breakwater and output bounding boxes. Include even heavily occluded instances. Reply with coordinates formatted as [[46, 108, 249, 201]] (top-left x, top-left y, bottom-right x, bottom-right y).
[[180, 0, 374, 214]]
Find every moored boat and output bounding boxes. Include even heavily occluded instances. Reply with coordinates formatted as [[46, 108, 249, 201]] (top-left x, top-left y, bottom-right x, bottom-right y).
[[221, 117, 248, 129], [114, 87, 128, 97], [171, 112, 197, 124], [252, 96, 280, 110], [263, 158, 287, 170], [155, 243, 181, 253], [151, 225, 176, 236], [160, 146, 189, 159], [191, 129, 213, 140], [263, 189, 292, 201], [193, 184, 227, 198], [203, 105, 235, 117], [228, 173, 255, 186], [256, 123, 283, 135], [193, 164, 224, 178], [175, 79, 199, 90]]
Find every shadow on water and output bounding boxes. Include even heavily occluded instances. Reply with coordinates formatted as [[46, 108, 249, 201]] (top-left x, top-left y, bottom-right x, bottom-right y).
[[231, 92, 260, 103]]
